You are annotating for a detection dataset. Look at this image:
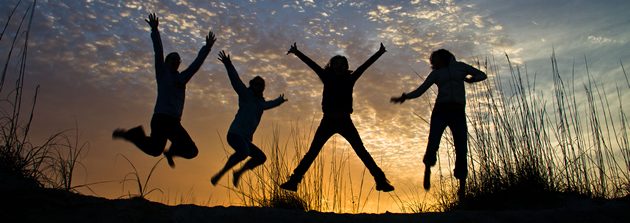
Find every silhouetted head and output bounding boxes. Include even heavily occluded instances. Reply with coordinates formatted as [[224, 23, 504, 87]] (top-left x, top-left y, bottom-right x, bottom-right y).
[[165, 52, 181, 71], [429, 49, 454, 70], [248, 76, 265, 97], [324, 55, 349, 75]]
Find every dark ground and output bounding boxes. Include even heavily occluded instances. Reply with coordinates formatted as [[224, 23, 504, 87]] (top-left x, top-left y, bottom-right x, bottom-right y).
[[2, 171, 629, 223]]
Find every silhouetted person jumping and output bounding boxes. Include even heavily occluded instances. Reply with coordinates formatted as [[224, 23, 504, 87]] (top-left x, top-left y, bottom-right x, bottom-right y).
[[112, 13, 216, 168], [211, 50, 287, 187], [391, 49, 486, 197], [280, 42, 394, 192]]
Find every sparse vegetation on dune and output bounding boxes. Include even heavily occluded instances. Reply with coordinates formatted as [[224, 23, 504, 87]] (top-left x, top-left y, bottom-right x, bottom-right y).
[[0, 0, 90, 193], [454, 51, 630, 210], [116, 154, 164, 199], [222, 122, 379, 213]]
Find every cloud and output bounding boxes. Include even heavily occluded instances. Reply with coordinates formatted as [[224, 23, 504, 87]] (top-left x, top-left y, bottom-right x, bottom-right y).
[[587, 36, 627, 45], [0, 0, 515, 185]]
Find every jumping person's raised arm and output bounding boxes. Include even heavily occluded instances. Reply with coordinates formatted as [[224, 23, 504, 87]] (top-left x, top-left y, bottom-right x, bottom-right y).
[[218, 50, 248, 95], [146, 13, 166, 78], [263, 94, 288, 110], [179, 31, 216, 83], [351, 43, 386, 81], [287, 42, 325, 79]]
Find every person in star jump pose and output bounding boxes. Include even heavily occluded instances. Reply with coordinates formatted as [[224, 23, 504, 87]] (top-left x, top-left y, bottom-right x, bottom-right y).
[[280, 42, 394, 192], [113, 13, 216, 168], [211, 50, 287, 187], [390, 49, 486, 198]]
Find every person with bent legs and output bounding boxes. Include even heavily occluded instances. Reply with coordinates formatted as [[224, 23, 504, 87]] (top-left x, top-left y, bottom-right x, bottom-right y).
[[211, 50, 287, 187], [113, 13, 216, 168]]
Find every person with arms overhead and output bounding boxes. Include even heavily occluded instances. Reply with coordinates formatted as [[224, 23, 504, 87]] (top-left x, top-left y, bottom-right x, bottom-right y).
[[280, 42, 394, 192], [113, 13, 216, 168], [391, 49, 487, 198], [211, 50, 287, 187]]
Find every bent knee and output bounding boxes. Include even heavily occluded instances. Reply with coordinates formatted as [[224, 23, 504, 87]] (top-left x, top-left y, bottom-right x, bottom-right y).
[[230, 151, 249, 162], [180, 143, 199, 159], [187, 148, 199, 159]]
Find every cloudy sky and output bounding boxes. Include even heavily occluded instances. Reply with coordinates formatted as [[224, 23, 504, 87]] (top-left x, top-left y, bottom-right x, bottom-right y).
[[1, 0, 628, 212]]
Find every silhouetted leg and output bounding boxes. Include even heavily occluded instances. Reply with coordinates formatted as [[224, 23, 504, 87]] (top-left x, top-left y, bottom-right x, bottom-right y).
[[239, 141, 267, 171], [421, 106, 449, 191], [233, 141, 267, 187], [281, 117, 336, 191], [450, 108, 468, 180], [122, 115, 169, 157], [422, 107, 449, 167], [337, 117, 385, 180], [165, 120, 198, 159], [290, 117, 336, 180], [338, 117, 394, 192], [212, 133, 251, 185]]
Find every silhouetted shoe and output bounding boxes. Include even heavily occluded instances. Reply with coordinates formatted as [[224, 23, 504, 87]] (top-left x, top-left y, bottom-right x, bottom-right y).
[[232, 171, 242, 187], [279, 175, 300, 191], [423, 166, 431, 190], [211, 173, 221, 186], [376, 179, 395, 192], [163, 150, 175, 168], [112, 128, 127, 139]]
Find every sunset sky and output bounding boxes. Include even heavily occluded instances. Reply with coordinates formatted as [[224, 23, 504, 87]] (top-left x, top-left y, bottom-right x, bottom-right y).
[[1, 0, 628, 212]]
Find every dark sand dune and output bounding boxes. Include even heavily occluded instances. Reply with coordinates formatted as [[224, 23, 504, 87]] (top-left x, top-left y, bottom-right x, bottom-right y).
[[2, 172, 629, 223]]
